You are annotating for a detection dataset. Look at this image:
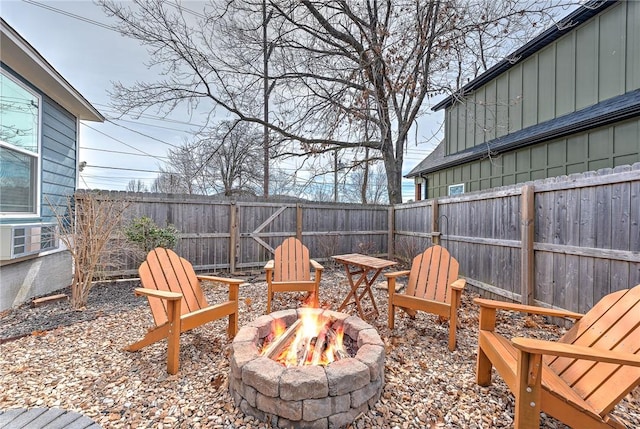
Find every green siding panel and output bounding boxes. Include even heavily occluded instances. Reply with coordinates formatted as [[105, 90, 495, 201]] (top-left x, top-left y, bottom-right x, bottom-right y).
[[516, 150, 530, 171], [575, 19, 599, 110], [567, 135, 587, 163], [457, 104, 466, 154], [598, 4, 626, 101], [613, 121, 639, 154], [496, 74, 509, 138], [522, 57, 538, 128], [448, 108, 457, 156], [627, 0, 640, 91], [444, 2, 638, 162], [548, 140, 566, 167], [475, 88, 486, 147], [503, 153, 515, 174], [538, 45, 556, 123], [588, 127, 610, 159], [567, 163, 586, 174], [485, 81, 496, 141], [465, 98, 475, 150], [555, 33, 576, 117], [426, 119, 640, 199], [531, 145, 546, 170], [508, 65, 522, 132]]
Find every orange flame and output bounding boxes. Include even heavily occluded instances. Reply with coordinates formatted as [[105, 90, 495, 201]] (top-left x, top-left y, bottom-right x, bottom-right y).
[[262, 309, 346, 367]]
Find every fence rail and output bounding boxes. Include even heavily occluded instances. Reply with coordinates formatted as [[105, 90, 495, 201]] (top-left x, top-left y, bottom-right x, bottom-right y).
[[90, 162, 640, 314]]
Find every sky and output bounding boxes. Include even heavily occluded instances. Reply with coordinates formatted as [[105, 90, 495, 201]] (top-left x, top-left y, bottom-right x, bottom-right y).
[[1, 0, 443, 202]]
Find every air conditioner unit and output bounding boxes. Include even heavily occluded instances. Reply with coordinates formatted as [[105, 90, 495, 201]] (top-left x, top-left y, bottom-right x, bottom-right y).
[[0, 223, 58, 260]]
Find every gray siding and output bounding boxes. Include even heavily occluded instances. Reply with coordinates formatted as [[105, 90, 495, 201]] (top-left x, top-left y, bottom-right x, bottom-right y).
[[40, 96, 77, 222], [0, 66, 78, 224], [446, 1, 640, 156]]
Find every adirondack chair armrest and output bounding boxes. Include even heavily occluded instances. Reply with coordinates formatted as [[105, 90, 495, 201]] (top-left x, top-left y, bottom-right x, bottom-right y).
[[264, 260, 274, 270], [451, 278, 466, 290], [196, 275, 244, 286], [134, 288, 182, 301], [474, 298, 584, 320], [384, 270, 411, 279], [512, 337, 640, 367], [310, 259, 324, 271]]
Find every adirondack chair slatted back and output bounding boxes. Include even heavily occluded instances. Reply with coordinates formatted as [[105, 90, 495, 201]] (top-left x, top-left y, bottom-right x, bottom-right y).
[[139, 247, 209, 326], [546, 286, 640, 416], [273, 237, 311, 283], [406, 245, 459, 303]]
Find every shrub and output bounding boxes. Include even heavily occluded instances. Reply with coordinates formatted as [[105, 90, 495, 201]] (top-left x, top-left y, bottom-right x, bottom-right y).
[[124, 216, 179, 253], [49, 192, 130, 309]]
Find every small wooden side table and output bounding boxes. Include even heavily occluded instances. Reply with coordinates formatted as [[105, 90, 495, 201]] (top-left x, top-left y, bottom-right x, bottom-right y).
[[332, 253, 397, 319]]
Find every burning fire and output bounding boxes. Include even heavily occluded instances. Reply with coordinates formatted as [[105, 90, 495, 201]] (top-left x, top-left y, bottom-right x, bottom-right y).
[[261, 309, 347, 367]]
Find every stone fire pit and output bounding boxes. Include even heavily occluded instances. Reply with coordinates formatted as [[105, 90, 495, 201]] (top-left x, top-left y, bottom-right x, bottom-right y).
[[229, 308, 385, 428]]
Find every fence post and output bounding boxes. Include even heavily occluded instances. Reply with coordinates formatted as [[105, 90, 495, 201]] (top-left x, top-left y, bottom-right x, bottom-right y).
[[229, 202, 237, 274], [520, 185, 535, 305], [296, 204, 303, 241], [388, 205, 395, 259], [431, 199, 440, 245]]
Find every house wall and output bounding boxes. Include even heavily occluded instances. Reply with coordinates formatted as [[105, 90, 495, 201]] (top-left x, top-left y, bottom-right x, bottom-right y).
[[40, 95, 78, 221], [0, 64, 78, 223], [445, 1, 640, 155], [0, 66, 77, 311], [427, 117, 640, 198]]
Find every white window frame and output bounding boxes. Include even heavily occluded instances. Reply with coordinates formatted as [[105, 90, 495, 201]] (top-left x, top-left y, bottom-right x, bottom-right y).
[[448, 183, 465, 196], [0, 68, 42, 219]]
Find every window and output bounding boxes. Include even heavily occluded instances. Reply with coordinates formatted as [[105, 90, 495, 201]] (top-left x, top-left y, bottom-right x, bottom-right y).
[[0, 70, 40, 215], [448, 183, 465, 196]]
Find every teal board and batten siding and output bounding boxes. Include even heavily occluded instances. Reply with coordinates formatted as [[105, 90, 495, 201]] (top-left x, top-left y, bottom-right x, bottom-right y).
[[0, 65, 78, 224], [0, 67, 77, 312], [40, 95, 77, 223], [427, 117, 640, 198], [445, 1, 640, 155]]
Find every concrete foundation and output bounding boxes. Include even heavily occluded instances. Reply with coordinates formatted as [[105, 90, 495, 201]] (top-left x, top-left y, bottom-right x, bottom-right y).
[[0, 250, 72, 311]]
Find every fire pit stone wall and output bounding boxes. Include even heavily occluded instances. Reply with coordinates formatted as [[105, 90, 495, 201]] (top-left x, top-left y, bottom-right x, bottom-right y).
[[229, 309, 385, 429]]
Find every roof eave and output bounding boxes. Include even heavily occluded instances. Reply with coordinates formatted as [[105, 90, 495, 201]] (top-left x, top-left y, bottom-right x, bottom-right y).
[[413, 101, 640, 177], [0, 18, 104, 122], [432, 0, 618, 112]]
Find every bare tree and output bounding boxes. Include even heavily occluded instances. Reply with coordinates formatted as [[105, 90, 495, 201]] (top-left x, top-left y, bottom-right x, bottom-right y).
[[48, 192, 129, 309], [99, 0, 574, 203], [345, 162, 388, 205], [150, 171, 189, 194], [203, 120, 263, 196], [125, 179, 148, 192]]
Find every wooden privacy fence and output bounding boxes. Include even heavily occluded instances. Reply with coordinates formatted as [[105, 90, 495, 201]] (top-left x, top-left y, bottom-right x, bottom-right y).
[[394, 163, 640, 313], [93, 192, 391, 274], [91, 162, 639, 314]]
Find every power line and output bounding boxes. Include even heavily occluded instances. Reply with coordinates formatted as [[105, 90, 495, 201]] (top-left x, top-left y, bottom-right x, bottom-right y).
[[83, 165, 165, 174], [21, 0, 118, 32], [106, 117, 197, 133], [105, 119, 182, 148], [80, 146, 169, 159], [93, 103, 208, 128], [81, 123, 167, 162]]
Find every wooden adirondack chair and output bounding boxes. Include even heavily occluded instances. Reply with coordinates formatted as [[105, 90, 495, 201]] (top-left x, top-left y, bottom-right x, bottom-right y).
[[475, 284, 640, 429], [385, 245, 466, 351], [127, 247, 243, 374], [264, 237, 323, 313]]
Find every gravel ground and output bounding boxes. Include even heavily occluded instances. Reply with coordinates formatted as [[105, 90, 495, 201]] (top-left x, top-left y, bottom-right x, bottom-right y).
[[1, 268, 638, 428]]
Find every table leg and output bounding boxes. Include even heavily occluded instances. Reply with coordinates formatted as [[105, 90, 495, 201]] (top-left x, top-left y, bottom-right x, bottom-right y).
[[338, 267, 367, 317], [356, 268, 383, 316]]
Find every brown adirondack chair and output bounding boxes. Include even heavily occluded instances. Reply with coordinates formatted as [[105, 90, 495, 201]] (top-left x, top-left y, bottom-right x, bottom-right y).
[[264, 237, 323, 313], [385, 245, 466, 351], [127, 247, 243, 374], [475, 284, 640, 429]]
